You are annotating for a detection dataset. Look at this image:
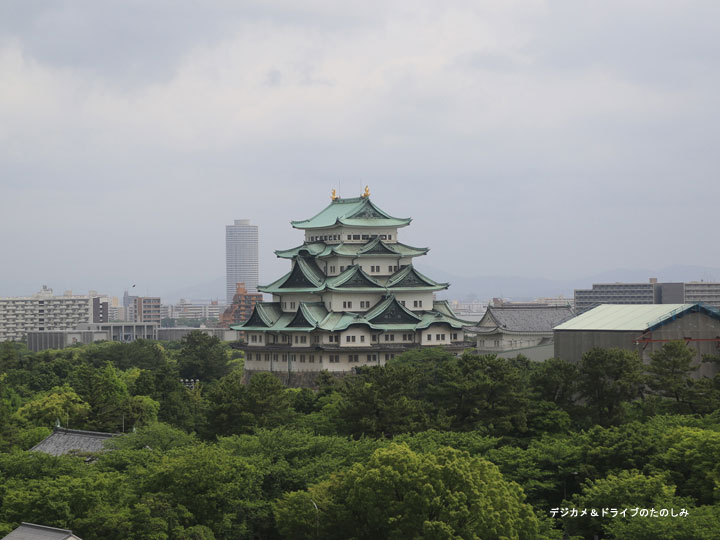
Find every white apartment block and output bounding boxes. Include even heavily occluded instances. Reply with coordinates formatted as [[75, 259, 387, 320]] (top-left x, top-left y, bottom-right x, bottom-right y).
[[164, 300, 225, 321], [0, 286, 103, 342]]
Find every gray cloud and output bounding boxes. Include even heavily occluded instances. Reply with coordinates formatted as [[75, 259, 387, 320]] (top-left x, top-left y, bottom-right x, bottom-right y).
[[1, 1, 719, 300]]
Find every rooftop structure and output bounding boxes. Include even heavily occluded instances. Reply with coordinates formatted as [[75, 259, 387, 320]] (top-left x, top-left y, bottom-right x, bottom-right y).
[[30, 427, 118, 456], [554, 303, 699, 332], [2, 523, 82, 540], [236, 189, 470, 382]]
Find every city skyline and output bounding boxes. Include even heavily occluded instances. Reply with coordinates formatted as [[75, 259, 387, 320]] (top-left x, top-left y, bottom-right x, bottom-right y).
[[3, 2, 720, 299]]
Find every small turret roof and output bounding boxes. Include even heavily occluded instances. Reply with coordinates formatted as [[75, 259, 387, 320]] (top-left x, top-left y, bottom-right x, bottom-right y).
[[290, 197, 411, 230], [326, 265, 385, 290], [386, 265, 448, 290]]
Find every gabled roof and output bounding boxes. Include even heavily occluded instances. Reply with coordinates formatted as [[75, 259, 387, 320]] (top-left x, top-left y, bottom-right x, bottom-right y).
[[553, 303, 720, 331], [276, 239, 429, 260], [386, 265, 449, 291], [327, 265, 385, 290], [286, 302, 329, 328], [2, 523, 82, 540], [290, 197, 411, 230], [259, 257, 326, 293], [30, 427, 118, 456], [243, 303, 283, 328], [366, 295, 422, 324], [473, 306, 575, 334], [236, 296, 469, 332], [239, 302, 329, 332], [356, 237, 397, 255]]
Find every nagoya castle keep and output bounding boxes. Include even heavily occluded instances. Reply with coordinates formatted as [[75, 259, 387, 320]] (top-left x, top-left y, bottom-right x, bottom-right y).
[[236, 187, 468, 379]]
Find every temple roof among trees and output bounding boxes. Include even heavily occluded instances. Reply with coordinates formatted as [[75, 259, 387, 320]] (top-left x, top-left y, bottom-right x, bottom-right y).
[[30, 427, 118, 457], [2, 522, 83, 540]]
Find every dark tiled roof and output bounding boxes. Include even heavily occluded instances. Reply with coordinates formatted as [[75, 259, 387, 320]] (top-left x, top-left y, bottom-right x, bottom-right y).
[[2, 522, 82, 540], [475, 306, 575, 333], [30, 428, 118, 456]]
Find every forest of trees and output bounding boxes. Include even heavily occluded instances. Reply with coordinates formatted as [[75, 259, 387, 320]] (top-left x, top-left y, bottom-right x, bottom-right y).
[[1, 333, 719, 539]]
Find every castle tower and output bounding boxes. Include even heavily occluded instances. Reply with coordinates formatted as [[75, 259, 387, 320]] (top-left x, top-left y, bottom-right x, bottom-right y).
[[236, 191, 467, 376]]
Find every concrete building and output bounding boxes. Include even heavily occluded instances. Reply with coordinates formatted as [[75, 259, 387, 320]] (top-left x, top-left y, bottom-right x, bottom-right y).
[[0, 287, 108, 342], [684, 281, 720, 309], [132, 296, 162, 324], [236, 188, 470, 381], [220, 282, 263, 327], [226, 218, 259, 302], [467, 305, 575, 362], [26, 322, 158, 352], [554, 303, 720, 377], [574, 278, 720, 313], [157, 327, 240, 341], [164, 299, 225, 321]]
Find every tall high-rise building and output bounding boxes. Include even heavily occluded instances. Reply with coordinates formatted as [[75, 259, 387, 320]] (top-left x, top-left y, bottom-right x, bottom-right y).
[[226, 219, 259, 303]]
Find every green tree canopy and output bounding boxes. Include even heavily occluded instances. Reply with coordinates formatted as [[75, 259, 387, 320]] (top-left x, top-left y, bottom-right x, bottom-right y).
[[274, 443, 558, 540]]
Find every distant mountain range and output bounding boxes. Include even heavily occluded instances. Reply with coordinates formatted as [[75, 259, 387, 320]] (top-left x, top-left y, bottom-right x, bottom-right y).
[[159, 265, 720, 303]]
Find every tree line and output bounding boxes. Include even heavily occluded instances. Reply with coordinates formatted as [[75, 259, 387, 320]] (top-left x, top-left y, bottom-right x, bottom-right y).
[[0, 333, 719, 539]]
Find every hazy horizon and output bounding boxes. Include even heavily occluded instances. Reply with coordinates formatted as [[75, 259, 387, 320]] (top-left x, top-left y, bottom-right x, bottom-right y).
[[3, 1, 719, 300]]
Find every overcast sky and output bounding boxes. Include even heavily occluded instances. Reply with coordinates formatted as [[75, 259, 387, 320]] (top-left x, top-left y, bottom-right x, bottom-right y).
[[2, 0, 719, 300]]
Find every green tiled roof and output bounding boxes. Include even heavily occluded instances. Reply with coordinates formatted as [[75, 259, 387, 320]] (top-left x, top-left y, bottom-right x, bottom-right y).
[[553, 304, 707, 331], [276, 240, 429, 260], [326, 265, 385, 290], [274, 243, 328, 258], [258, 257, 326, 293], [386, 265, 449, 291], [236, 296, 468, 332], [260, 263, 446, 294], [290, 197, 411, 230]]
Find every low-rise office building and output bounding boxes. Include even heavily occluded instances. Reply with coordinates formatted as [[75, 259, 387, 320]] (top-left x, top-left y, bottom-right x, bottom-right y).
[[157, 327, 240, 342], [26, 322, 158, 352], [554, 303, 720, 377]]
